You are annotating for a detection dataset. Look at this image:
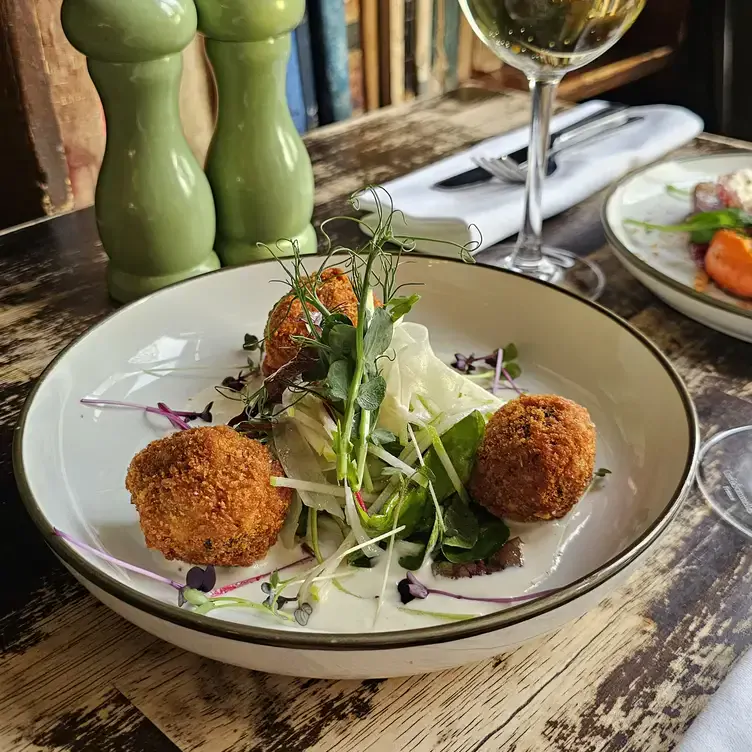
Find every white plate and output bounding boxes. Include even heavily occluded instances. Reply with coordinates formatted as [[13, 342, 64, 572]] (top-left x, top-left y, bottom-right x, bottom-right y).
[[603, 151, 752, 342], [14, 257, 698, 678]]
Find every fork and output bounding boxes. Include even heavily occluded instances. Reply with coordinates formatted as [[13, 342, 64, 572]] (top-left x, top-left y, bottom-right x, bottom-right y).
[[472, 116, 638, 184]]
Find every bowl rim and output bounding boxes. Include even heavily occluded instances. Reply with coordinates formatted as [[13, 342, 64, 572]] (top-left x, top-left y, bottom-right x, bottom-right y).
[[602, 149, 752, 323], [13, 254, 700, 651]]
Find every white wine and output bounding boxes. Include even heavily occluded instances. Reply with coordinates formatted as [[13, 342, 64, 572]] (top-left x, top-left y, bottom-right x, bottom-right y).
[[459, 0, 646, 75]]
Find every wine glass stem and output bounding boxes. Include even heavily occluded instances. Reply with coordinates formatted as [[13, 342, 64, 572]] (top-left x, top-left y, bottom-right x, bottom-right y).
[[512, 76, 561, 271]]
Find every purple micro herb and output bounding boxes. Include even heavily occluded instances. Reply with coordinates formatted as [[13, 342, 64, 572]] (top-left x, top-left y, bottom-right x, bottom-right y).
[[451, 353, 475, 374], [209, 555, 314, 597], [53, 529, 311, 610], [80, 398, 191, 431], [406, 571, 429, 599], [221, 372, 252, 393], [492, 348, 504, 396], [186, 565, 217, 593], [501, 365, 523, 396], [483, 350, 501, 368], [53, 528, 183, 591], [397, 570, 560, 606], [157, 401, 214, 423]]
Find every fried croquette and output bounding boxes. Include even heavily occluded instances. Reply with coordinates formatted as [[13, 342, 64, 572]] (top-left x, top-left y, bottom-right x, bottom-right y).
[[262, 267, 359, 376], [470, 394, 596, 522], [126, 425, 292, 566]]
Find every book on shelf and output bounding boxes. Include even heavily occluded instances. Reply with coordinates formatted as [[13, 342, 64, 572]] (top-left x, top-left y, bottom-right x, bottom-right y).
[[389, 0, 405, 104], [457, 12, 474, 83], [362, 0, 380, 110], [309, 0, 353, 124], [404, 0, 417, 100], [443, 0, 460, 91], [429, 0, 446, 94], [345, 0, 365, 115], [295, 8, 319, 130], [286, 31, 307, 134], [414, 0, 433, 97], [378, 0, 391, 105]]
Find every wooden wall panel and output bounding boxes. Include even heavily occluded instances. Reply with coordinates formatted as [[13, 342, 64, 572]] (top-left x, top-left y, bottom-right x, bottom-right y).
[[33, 0, 104, 210], [0, 0, 72, 228], [0, 0, 216, 223]]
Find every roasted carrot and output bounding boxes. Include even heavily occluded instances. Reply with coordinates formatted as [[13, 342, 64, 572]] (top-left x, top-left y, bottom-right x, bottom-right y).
[[705, 229, 752, 298]]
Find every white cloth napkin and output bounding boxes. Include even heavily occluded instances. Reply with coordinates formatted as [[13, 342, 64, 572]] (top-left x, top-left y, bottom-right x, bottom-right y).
[[357, 100, 704, 256], [677, 650, 752, 752]]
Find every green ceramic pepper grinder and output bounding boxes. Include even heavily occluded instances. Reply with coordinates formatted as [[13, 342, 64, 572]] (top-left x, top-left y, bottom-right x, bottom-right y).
[[61, 0, 220, 303], [194, 0, 317, 265]]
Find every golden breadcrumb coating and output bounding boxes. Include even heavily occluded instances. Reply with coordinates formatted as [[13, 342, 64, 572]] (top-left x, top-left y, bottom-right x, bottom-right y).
[[470, 394, 596, 522], [126, 425, 291, 566], [262, 267, 359, 376]]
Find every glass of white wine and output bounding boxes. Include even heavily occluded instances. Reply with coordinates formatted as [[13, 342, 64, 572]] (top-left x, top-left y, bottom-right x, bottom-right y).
[[459, 0, 647, 299]]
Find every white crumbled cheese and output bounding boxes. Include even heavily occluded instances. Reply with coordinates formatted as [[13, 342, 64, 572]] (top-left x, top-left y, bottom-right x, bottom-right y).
[[720, 169, 752, 212]]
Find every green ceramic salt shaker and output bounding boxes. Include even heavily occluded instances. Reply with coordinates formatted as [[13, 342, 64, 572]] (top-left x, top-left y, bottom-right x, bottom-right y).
[[194, 0, 317, 265], [61, 0, 220, 303]]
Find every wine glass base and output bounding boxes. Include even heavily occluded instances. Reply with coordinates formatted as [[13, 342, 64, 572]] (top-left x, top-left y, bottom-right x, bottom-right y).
[[697, 426, 752, 539], [485, 244, 606, 301]]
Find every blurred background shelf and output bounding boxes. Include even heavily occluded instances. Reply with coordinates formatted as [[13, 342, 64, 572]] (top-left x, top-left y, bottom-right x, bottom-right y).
[[473, 45, 676, 102], [0, 0, 739, 233]]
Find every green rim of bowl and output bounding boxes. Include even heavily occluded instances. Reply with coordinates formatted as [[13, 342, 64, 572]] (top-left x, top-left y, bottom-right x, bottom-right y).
[[602, 149, 752, 322], [13, 255, 700, 651]]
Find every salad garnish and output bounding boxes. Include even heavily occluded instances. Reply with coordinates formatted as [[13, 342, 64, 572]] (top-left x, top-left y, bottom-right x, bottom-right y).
[[397, 570, 560, 606], [625, 209, 752, 246], [80, 398, 214, 431], [78, 190, 604, 632]]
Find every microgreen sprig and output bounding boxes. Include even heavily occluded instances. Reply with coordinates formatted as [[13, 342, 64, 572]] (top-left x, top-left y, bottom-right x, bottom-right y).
[[397, 571, 560, 605], [624, 209, 752, 246]]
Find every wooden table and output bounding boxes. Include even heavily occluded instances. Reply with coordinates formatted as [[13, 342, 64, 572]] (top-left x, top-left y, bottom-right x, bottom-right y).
[[3, 88, 752, 752]]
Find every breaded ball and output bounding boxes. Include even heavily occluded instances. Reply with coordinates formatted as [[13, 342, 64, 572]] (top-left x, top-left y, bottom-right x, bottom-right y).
[[262, 267, 359, 376], [126, 425, 292, 566], [470, 395, 596, 522]]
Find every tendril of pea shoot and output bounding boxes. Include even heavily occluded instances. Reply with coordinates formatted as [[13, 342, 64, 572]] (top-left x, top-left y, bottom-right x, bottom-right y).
[[227, 188, 480, 489]]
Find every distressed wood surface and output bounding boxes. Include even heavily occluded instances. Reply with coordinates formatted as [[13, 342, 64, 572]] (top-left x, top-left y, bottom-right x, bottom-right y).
[[2, 88, 752, 752]]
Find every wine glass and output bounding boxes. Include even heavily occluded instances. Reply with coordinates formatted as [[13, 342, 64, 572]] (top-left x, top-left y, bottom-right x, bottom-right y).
[[697, 426, 752, 539], [458, 0, 647, 299]]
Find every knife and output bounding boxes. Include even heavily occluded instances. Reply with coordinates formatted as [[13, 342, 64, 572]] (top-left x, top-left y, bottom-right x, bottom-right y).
[[433, 105, 632, 191]]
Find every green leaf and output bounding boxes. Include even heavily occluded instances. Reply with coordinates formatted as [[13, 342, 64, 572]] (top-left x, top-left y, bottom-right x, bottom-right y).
[[502, 342, 518, 362], [183, 588, 209, 606], [370, 428, 398, 446], [328, 324, 357, 358], [442, 496, 479, 550], [423, 509, 443, 564], [302, 357, 328, 382], [594, 467, 612, 478], [624, 209, 752, 235], [399, 549, 426, 570], [387, 293, 421, 322], [363, 307, 394, 362], [321, 313, 353, 342], [423, 411, 485, 502], [269, 570, 280, 589], [690, 228, 716, 245], [443, 511, 509, 563], [327, 359, 352, 401], [348, 552, 378, 568], [503, 361, 522, 380], [365, 485, 429, 540], [356, 375, 387, 411]]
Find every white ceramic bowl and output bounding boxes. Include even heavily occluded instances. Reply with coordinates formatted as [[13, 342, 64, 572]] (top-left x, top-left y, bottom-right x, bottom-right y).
[[14, 257, 698, 679], [603, 151, 752, 343]]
